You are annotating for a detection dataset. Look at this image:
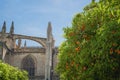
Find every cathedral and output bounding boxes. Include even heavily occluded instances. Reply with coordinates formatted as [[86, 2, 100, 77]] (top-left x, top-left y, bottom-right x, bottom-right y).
[[0, 21, 59, 80]]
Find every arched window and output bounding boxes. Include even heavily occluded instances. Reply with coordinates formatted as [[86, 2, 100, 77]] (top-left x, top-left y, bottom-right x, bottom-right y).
[[22, 55, 35, 76]]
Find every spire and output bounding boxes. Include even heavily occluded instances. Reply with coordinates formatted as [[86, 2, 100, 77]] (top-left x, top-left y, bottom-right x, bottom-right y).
[[24, 40, 26, 48], [47, 22, 52, 41], [18, 39, 21, 48], [2, 21, 6, 33], [10, 21, 14, 34]]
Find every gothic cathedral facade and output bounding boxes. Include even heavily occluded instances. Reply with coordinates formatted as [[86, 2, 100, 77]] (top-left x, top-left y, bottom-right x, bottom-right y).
[[0, 21, 59, 80]]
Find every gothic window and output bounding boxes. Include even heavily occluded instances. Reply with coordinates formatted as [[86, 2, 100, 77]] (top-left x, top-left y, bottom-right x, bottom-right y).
[[22, 55, 35, 76]]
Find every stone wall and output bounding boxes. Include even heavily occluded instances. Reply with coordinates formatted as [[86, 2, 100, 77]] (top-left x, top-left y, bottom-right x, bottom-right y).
[[5, 48, 46, 76], [4, 47, 59, 80]]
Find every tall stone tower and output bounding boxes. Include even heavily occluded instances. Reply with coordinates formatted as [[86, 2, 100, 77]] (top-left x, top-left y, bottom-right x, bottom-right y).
[[0, 21, 15, 61], [45, 22, 54, 80]]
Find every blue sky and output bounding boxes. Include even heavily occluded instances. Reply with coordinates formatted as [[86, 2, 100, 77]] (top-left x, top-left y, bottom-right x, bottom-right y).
[[0, 0, 91, 47]]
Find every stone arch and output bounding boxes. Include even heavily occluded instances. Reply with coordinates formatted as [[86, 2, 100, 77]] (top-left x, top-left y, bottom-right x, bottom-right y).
[[15, 39, 43, 47], [21, 54, 37, 76], [13, 34, 47, 48]]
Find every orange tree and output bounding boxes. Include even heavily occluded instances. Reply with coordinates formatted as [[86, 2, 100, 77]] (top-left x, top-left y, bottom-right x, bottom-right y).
[[0, 61, 28, 80], [56, 0, 120, 80]]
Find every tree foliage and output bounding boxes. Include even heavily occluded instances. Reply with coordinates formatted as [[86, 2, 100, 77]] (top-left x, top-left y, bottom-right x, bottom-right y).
[[56, 0, 120, 80], [0, 61, 28, 80]]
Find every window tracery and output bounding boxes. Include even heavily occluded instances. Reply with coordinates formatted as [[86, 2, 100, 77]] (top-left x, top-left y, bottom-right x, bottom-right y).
[[22, 55, 35, 76]]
